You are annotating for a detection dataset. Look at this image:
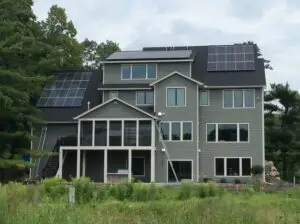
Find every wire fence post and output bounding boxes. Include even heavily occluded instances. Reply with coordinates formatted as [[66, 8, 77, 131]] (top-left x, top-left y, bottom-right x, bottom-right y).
[[68, 184, 75, 205]]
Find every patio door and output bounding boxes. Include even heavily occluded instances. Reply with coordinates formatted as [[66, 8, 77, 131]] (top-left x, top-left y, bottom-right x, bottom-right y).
[[168, 161, 192, 182]]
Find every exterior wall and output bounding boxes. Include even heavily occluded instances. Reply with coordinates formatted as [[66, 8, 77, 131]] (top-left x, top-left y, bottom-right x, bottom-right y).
[[32, 123, 77, 178], [198, 88, 264, 181], [104, 62, 190, 84], [154, 74, 198, 182]]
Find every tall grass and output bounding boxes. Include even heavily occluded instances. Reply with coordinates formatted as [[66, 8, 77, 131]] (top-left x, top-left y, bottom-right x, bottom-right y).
[[0, 178, 300, 223]]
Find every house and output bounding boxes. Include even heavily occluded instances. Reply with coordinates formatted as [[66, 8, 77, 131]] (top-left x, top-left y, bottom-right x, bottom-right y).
[[31, 44, 266, 183]]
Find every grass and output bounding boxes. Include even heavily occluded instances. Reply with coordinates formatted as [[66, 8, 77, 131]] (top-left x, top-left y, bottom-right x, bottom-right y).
[[0, 178, 300, 223]]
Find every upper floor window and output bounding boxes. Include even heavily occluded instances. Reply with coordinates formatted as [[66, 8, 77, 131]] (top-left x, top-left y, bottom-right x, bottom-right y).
[[206, 123, 249, 143], [166, 87, 186, 107], [223, 89, 255, 108], [121, 64, 157, 80], [160, 121, 192, 141], [200, 90, 209, 106], [136, 91, 154, 106]]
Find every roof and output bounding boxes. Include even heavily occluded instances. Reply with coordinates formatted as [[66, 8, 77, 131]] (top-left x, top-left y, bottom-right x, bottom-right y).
[[39, 70, 102, 122], [98, 83, 152, 90], [73, 97, 158, 120], [150, 71, 204, 86], [143, 45, 266, 87], [106, 50, 193, 61]]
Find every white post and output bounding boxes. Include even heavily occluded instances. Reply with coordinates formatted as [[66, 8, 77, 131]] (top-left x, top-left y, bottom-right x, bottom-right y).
[[76, 149, 81, 178], [151, 149, 155, 182], [293, 176, 296, 187], [82, 151, 86, 176], [104, 149, 107, 183], [128, 149, 132, 182], [58, 147, 63, 178], [151, 120, 155, 147]]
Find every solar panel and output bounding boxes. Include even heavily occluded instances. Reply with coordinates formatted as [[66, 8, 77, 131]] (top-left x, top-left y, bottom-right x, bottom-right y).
[[207, 45, 255, 71], [36, 72, 92, 108]]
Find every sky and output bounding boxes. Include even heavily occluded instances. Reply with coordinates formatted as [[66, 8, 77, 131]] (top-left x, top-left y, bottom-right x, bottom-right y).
[[33, 0, 300, 90]]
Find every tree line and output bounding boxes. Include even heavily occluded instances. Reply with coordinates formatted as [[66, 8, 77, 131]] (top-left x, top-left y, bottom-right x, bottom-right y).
[[0, 0, 299, 182]]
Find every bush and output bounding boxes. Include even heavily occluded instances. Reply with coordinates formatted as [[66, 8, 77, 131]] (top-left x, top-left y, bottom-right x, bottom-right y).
[[132, 183, 149, 201], [72, 177, 95, 203], [203, 177, 212, 183], [243, 186, 255, 196], [42, 177, 68, 199], [114, 181, 134, 201], [208, 182, 219, 197], [234, 179, 242, 184], [195, 184, 210, 198], [251, 165, 264, 175], [219, 178, 227, 183], [177, 183, 194, 200]]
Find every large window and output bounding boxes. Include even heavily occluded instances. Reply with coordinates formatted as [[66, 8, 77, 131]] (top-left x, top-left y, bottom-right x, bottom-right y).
[[121, 64, 157, 80], [223, 89, 255, 108], [80, 121, 92, 146], [138, 120, 151, 146], [200, 90, 209, 106], [109, 121, 122, 146], [168, 161, 192, 182], [166, 87, 186, 107], [161, 121, 192, 141], [206, 123, 249, 142], [124, 121, 136, 146], [136, 91, 154, 106], [94, 121, 107, 146], [215, 158, 252, 177]]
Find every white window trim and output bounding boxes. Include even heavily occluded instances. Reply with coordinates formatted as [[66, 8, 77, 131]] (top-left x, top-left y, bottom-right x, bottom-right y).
[[160, 121, 193, 142], [223, 89, 255, 109], [121, 64, 157, 80], [166, 86, 186, 107], [131, 156, 146, 177], [166, 159, 193, 182], [214, 157, 252, 177], [206, 123, 250, 143], [135, 91, 154, 106], [200, 90, 209, 106]]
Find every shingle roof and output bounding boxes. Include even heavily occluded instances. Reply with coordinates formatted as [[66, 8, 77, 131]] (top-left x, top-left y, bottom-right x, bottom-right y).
[[143, 45, 266, 87], [106, 50, 193, 61]]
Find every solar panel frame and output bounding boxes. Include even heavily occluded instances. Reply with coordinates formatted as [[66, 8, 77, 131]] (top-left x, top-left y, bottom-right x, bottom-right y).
[[207, 45, 256, 72], [36, 71, 92, 108]]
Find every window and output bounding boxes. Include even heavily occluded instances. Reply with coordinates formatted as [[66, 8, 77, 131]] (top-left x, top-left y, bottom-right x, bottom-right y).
[[168, 161, 192, 182], [160, 121, 192, 141], [124, 121, 136, 146], [121, 64, 156, 80], [94, 121, 107, 146], [138, 120, 151, 146], [136, 91, 154, 106], [206, 123, 249, 142], [132, 157, 145, 176], [223, 89, 255, 108], [215, 158, 252, 177], [109, 91, 118, 99], [109, 121, 122, 146], [167, 87, 185, 107], [200, 90, 209, 106]]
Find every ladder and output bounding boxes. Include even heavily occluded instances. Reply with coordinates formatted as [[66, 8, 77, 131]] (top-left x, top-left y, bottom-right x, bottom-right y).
[[155, 122, 179, 183], [35, 126, 47, 177]]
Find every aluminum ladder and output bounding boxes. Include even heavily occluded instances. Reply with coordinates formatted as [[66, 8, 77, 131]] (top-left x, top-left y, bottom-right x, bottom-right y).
[[155, 122, 179, 183], [35, 126, 47, 177]]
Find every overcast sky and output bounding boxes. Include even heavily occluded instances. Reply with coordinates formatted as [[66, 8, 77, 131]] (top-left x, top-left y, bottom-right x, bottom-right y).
[[33, 0, 300, 90]]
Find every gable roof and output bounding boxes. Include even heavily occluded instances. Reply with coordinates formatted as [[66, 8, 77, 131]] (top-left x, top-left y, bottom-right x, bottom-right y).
[[73, 97, 158, 120], [150, 71, 204, 86], [144, 45, 266, 87]]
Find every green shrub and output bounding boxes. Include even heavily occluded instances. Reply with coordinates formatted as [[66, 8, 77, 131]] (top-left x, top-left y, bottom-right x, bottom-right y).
[[208, 182, 219, 197], [132, 183, 149, 201], [234, 179, 242, 184], [177, 183, 194, 200], [219, 178, 227, 183], [42, 177, 68, 199], [243, 186, 255, 196], [72, 177, 95, 203], [195, 183, 210, 198], [251, 165, 264, 175], [114, 181, 134, 201]]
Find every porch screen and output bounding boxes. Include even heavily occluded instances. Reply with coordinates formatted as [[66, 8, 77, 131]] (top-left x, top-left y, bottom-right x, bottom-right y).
[[138, 120, 151, 146]]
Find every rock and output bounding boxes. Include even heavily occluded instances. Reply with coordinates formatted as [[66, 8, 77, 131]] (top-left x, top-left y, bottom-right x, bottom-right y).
[[265, 160, 280, 183]]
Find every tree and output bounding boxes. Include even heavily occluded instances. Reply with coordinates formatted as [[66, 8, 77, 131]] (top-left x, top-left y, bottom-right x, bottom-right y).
[[40, 5, 83, 69], [0, 0, 49, 170], [82, 39, 120, 69], [264, 83, 300, 181], [237, 41, 273, 70]]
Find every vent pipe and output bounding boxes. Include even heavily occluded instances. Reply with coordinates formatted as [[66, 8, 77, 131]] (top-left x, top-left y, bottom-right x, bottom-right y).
[[87, 101, 90, 110]]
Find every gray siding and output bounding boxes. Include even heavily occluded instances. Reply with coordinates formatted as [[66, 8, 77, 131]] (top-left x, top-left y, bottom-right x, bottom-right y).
[[32, 124, 77, 178], [80, 100, 151, 119], [199, 88, 264, 180], [104, 62, 190, 84], [154, 74, 198, 182]]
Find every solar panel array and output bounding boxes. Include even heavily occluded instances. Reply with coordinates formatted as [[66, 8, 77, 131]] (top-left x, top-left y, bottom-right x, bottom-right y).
[[36, 72, 92, 108], [207, 45, 255, 71]]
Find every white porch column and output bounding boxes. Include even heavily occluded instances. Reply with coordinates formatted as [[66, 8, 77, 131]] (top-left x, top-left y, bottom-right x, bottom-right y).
[[58, 147, 63, 178], [76, 149, 81, 178], [128, 149, 132, 181], [104, 149, 108, 183], [82, 151, 86, 176], [151, 149, 155, 182]]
